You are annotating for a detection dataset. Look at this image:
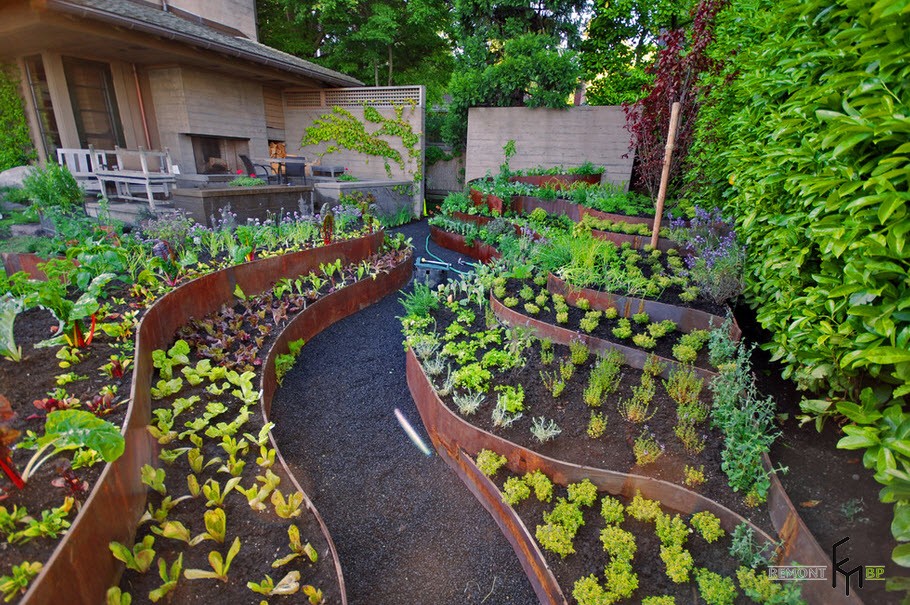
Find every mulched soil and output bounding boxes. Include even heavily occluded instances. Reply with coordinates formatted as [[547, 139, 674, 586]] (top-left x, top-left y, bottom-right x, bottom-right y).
[[268, 220, 537, 605], [502, 278, 714, 370], [735, 304, 908, 604], [500, 476, 758, 604]]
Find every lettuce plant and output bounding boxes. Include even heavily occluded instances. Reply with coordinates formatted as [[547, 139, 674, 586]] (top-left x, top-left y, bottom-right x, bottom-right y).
[[149, 554, 183, 603], [0, 561, 42, 602], [183, 537, 241, 583], [109, 535, 156, 573], [248, 571, 300, 596], [272, 525, 318, 568], [271, 489, 304, 519]]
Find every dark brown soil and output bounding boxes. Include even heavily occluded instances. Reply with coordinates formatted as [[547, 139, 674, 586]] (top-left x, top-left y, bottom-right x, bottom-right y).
[[0, 296, 135, 592], [426, 300, 774, 534], [499, 474, 761, 604]]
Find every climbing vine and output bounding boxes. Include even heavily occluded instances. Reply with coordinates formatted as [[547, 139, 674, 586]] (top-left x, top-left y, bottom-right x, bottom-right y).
[[301, 102, 422, 184], [0, 64, 35, 172]]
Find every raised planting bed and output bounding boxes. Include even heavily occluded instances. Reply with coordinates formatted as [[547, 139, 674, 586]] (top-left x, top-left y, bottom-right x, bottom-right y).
[[429, 225, 501, 263], [510, 196, 656, 227], [116, 237, 412, 604], [547, 274, 741, 341], [508, 173, 603, 189], [485, 463, 794, 605], [406, 347, 864, 605], [172, 185, 315, 227], [14, 231, 389, 605], [469, 188, 509, 215]]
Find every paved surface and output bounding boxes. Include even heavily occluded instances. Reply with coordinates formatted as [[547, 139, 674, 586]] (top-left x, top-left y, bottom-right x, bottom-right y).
[[270, 220, 537, 605]]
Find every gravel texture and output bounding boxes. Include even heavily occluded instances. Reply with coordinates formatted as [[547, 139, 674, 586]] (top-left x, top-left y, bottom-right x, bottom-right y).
[[269, 220, 537, 605]]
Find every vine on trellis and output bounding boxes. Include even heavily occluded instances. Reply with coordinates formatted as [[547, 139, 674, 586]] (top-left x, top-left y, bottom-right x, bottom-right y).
[[301, 102, 422, 184]]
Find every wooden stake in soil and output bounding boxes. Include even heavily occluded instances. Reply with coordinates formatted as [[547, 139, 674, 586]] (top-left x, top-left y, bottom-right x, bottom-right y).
[[651, 101, 682, 249]]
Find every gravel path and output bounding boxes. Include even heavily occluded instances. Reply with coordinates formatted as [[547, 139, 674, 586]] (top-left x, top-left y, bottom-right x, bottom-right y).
[[270, 220, 537, 605]]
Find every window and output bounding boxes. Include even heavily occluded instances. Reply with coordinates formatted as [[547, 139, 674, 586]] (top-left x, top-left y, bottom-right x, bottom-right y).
[[62, 57, 124, 150], [22, 55, 61, 158]]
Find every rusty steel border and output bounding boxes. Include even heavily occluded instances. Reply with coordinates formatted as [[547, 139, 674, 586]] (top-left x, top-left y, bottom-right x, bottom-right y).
[[19, 232, 385, 605], [406, 348, 786, 603], [468, 188, 509, 214], [429, 225, 502, 263], [547, 272, 742, 341], [591, 229, 679, 252], [491, 294, 718, 384], [507, 174, 602, 190], [1, 253, 65, 281]]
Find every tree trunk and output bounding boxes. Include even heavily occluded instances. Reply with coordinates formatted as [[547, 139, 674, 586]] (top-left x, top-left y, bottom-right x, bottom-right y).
[[374, 61, 379, 87], [387, 45, 393, 86]]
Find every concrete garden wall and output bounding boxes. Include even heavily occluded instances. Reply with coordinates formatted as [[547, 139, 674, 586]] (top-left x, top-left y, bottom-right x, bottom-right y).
[[465, 106, 634, 187]]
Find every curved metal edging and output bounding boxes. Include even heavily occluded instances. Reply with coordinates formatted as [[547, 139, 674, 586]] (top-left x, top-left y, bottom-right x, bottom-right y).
[[405, 348, 779, 604], [547, 272, 742, 341], [20, 231, 385, 605], [590, 228, 679, 252], [490, 294, 718, 384], [429, 225, 501, 263], [507, 174, 602, 190]]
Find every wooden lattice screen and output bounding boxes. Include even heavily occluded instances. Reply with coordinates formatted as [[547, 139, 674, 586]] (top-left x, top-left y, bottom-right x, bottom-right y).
[[284, 86, 424, 109]]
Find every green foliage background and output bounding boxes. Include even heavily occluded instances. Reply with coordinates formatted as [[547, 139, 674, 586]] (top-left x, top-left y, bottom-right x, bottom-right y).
[[689, 0, 910, 564], [0, 64, 35, 172]]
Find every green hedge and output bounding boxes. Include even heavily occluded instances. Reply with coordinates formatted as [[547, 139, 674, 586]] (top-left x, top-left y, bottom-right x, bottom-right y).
[[0, 64, 34, 172], [689, 0, 910, 566]]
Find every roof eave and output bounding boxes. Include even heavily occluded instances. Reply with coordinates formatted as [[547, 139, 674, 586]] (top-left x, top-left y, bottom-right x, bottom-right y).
[[43, 0, 364, 87]]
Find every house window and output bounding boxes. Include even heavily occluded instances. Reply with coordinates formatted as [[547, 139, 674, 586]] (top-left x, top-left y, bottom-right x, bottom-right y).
[[62, 57, 125, 150], [22, 56, 61, 159]]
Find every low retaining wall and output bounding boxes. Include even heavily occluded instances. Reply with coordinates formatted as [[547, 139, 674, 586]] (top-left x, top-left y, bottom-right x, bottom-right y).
[[20, 232, 386, 605], [429, 225, 501, 263], [547, 273, 741, 340], [172, 185, 314, 226], [313, 179, 418, 219]]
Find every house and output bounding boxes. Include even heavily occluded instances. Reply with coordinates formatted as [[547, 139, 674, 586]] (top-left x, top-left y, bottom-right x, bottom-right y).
[[0, 0, 364, 176]]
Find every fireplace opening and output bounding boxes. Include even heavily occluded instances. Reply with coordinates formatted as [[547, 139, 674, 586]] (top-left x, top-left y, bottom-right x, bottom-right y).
[[189, 135, 250, 174]]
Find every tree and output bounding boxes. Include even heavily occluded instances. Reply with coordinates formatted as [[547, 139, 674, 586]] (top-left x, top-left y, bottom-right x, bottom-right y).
[[580, 0, 694, 106], [256, 0, 453, 102], [624, 0, 725, 199], [441, 0, 590, 150]]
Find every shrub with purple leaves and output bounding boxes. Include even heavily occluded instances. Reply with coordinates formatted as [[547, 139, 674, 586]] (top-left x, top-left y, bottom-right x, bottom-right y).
[[672, 207, 745, 304]]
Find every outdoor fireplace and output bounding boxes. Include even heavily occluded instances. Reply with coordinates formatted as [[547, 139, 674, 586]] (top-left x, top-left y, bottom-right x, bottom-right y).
[[189, 135, 250, 174]]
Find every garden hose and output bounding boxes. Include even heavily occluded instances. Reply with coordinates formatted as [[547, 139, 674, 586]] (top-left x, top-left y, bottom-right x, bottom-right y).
[[424, 235, 475, 276]]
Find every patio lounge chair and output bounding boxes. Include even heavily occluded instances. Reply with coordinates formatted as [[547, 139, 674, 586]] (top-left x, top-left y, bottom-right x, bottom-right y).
[[240, 155, 280, 184]]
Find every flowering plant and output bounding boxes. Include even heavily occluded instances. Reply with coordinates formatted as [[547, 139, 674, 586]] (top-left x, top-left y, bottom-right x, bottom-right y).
[[228, 170, 266, 187], [671, 206, 745, 304]]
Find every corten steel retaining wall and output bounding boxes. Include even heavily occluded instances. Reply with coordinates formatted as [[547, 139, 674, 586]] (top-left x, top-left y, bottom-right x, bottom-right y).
[[429, 225, 501, 263], [547, 273, 742, 341], [1, 253, 58, 281], [508, 174, 602, 190], [590, 229, 679, 252], [406, 349, 782, 604], [20, 231, 385, 605], [464, 106, 634, 185]]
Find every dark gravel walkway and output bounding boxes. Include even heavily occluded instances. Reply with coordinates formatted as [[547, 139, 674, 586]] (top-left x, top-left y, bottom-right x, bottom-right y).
[[270, 220, 537, 605]]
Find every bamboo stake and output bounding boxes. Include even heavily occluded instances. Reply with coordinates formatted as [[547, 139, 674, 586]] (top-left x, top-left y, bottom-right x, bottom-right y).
[[651, 101, 682, 249]]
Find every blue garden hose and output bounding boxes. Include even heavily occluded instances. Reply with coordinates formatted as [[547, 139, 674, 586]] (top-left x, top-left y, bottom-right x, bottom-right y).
[[423, 234, 476, 276]]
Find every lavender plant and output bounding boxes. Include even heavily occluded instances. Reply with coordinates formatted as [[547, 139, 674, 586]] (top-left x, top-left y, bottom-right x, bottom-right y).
[[671, 207, 745, 304]]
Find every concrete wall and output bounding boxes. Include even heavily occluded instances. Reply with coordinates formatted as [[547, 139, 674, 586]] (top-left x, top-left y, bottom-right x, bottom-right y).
[[156, 0, 258, 41], [146, 66, 269, 175], [465, 106, 634, 187], [285, 102, 424, 215], [426, 148, 465, 195]]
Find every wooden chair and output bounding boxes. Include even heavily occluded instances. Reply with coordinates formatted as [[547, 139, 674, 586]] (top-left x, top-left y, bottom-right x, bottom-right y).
[[56, 147, 112, 193]]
